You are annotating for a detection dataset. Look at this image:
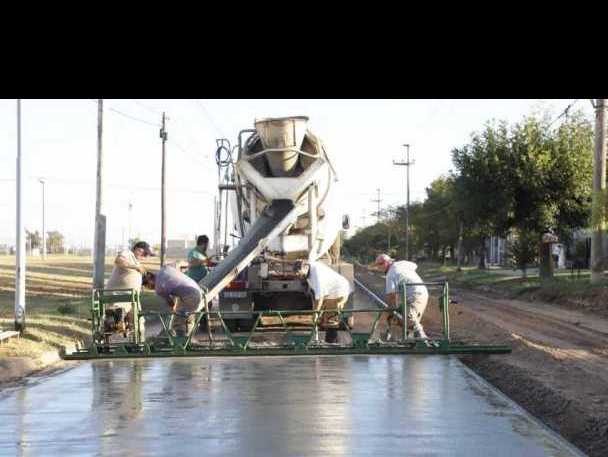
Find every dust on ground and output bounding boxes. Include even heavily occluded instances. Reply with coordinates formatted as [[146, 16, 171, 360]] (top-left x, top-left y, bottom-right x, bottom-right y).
[[355, 265, 608, 457]]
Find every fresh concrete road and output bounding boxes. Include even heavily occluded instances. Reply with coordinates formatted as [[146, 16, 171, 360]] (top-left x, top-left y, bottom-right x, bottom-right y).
[[0, 355, 584, 457]]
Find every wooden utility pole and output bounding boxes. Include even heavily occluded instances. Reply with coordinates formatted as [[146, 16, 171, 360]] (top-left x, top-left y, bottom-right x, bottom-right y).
[[591, 99, 608, 284], [15, 99, 26, 332], [39, 178, 46, 259], [371, 188, 382, 224], [93, 100, 106, 290], [394, 144, 414, 260], [160, 112, 168, 266]]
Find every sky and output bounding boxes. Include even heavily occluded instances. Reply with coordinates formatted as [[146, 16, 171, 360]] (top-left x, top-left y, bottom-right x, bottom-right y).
[[0, 99, 593, 249]]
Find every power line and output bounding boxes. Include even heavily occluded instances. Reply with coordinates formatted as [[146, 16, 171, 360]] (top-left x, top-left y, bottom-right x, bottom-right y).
[[107, 106, 160, 127], [195, 99, 225, 138], [131, 99, 163, 115], [89, 99, 161, 127], [89, 100, 212, 170], [549, 99, 579, 128]]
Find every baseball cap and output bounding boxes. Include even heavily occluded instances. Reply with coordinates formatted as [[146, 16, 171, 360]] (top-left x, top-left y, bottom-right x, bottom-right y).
[[133, 241, 155, 257]]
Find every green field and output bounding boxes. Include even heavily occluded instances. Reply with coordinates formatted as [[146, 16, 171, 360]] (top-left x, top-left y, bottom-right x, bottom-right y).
[[0, 255, 163, 358]]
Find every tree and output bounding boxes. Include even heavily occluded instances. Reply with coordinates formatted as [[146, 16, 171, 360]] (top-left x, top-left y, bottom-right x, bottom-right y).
[[26, 230, 41, 250], [452, 122, 513, 269], [509, 113, 593, 279], [46, 231, 65, 254], [508, 229, 537, 278]]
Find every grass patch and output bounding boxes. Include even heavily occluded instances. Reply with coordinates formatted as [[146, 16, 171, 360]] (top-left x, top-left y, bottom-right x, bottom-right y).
[[0, 254, 162, 359], [418, 261, 608, 314]]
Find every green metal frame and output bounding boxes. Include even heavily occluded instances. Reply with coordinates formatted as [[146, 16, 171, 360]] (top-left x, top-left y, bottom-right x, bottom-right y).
[[62, 282, 510, 360]]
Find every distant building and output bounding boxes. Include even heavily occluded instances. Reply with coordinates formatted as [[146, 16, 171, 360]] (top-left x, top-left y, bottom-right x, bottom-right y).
[[166, 239, 196, 260], [0, 244, 10, 255], [485, 235, 508, 266]]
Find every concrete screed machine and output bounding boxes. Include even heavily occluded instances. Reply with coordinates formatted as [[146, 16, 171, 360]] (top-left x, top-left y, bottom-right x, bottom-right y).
[[63, 116, 510, 359]]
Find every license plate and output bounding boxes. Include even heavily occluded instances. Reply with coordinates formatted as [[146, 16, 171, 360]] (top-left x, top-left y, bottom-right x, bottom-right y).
[[223, 291, 247, 298]]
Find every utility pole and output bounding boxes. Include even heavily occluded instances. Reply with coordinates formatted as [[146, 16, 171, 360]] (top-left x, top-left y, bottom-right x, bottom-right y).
[[39, 178, 46, 259], [128, 201, 133, 245], [591, 99, 607, 284], [93, 99, 106, 290], [160, 112, 168, 266], [394, 144, 414, 260], [371, 188, 382, 224], [15, 99, 26, 332]]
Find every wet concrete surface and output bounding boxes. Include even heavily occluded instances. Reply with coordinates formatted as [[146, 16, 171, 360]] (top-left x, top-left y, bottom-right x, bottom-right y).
[[0, 355, 584, 457]]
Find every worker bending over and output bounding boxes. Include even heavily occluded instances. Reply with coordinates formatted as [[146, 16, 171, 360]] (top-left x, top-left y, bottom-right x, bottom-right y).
[[186, 235, 213, 283], [374, 254, 429, 340], [304, 260, 352, 344], [104, 241, 155, 338], [142, 265, 203, 337]]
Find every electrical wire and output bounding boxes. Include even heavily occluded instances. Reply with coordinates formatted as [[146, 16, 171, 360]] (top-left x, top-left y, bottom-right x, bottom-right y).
[[548, 99, 579, 128], [131, 99, 163, 115], [195, 99, 225, 138]]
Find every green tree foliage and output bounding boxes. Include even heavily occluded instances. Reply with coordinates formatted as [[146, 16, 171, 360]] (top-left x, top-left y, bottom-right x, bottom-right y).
[[508, 229, 538, 278], [509, 113, 593, 240], [26, 230, 41, 250], [343, 111, 593, 269], [452, 122, 513, 268], [46, 231, 65, 254]]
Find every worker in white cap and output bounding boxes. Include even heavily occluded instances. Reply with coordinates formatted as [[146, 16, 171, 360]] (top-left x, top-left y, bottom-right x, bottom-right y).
[[104, 241, 155, 340], [374, 253, 429, 340], [301, 260, 352, 343]]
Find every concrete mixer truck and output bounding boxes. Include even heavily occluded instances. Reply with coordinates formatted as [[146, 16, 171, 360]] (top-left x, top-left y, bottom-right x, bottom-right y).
[[200, 116, 354, 339]]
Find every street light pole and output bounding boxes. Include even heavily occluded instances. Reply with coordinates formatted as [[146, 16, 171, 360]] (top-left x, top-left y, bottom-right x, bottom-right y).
[[39, 178, 46, 259], [15, 99, 26, 332], [160, 113, 168, 266]]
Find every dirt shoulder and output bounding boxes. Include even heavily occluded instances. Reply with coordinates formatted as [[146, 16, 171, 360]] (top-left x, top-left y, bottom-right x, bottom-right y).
[[355, 265, 608, 457]]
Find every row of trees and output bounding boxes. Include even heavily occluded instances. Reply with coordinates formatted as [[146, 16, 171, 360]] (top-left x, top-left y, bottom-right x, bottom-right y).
[[26, 230, 65, 254], [344, 111, 594, 274]]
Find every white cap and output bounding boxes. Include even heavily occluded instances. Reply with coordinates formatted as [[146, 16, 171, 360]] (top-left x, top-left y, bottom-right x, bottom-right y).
[[374, 253, 393, 266]]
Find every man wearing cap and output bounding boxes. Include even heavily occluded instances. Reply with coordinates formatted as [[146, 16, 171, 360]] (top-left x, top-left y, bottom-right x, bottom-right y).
[[374, 254, 429, 340], [142, 265, 203, 337], [302, 260, 352, 344], [104, 241, 155, 339]]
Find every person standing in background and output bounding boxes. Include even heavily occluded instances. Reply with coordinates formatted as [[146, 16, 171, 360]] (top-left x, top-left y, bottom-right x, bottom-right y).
[[186, 235, 213, 283]]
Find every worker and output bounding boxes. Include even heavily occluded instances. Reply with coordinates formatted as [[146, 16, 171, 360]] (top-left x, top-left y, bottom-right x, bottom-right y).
[[186, 235, 212, 284], [303, 260, 352, 344], [104, 241, 155, 338], [142, 265, 203, 337], [374, 253, 429, 340]]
